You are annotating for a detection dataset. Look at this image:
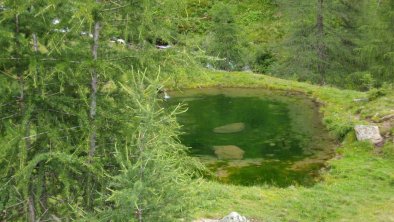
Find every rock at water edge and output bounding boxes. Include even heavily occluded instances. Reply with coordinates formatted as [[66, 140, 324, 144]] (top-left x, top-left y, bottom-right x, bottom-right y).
[[213, 123, 245, 134], [354, 125, 383, 144]]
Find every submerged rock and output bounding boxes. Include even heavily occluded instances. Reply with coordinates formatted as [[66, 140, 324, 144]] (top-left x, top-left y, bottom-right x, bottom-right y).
[[290, 158, 325, 171], [354, 125, 383, 145], [219, 212, 249, 222], [214, 145, 245, 160], [216, 168, 230, 178], [213, 122, 245, 133]]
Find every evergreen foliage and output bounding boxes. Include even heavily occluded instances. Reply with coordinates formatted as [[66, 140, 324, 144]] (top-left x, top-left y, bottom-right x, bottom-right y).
[[205, 3, 243, 70], [273, 0, 393, 88], [356, 0, 394, 86], [104, 72, 200, 222], [0, 0, 198, 221]]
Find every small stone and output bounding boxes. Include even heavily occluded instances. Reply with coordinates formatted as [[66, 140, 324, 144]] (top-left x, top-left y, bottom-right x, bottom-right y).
[[354, 125, 383, 145], [219, 212, 249, 222]]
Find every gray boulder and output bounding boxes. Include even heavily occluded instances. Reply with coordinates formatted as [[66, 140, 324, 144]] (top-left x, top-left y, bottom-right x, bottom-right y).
[[219, 212, 249, 222], [354, 125, 383, 144]]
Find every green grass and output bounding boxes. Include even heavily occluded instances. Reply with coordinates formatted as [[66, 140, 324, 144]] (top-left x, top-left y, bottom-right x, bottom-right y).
[[191, 143, 394, 222], [166, 70, 394, 222]]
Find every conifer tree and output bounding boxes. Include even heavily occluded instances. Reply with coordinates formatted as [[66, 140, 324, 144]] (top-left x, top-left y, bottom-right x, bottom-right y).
[[102, 72, 200, 222], [356, 0, 394, 86], [206, 2, 243, 70], [274, 0, 367, 86], [273, 0, 325, 83], [0, 0, 198, 221]]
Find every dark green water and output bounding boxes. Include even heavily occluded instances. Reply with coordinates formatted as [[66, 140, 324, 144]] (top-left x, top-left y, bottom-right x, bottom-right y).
[[167, 88, 335, 187]]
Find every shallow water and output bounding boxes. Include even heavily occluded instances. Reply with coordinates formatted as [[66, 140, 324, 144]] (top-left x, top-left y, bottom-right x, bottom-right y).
[[167, 88, 336, 187]]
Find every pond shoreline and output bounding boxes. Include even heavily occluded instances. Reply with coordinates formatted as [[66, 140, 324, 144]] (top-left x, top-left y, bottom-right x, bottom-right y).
[[167, 87, 337, 187]]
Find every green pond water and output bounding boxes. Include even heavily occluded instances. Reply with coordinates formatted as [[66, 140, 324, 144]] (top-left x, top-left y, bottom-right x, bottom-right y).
[[167, 88, 336, 187]]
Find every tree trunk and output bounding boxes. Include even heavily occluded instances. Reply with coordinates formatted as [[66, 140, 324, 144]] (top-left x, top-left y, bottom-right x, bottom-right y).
[[316, 0, 326, 84], [28, 195, 35, 222], [89, 20, 100, 161], [86, 1, 101, 208], [16, 14, 36, 222], [32, 33, 38, 52], [33, 33, 48, 214], [137, 132, 145, 222]]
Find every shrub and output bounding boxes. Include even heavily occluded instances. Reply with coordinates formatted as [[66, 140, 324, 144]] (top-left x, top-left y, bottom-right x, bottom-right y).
[[367, 83, 393, 100], [345, 72, 374, 91]]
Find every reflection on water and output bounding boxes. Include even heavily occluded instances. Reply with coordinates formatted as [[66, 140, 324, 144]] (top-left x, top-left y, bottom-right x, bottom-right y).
[[167, 88, 336, 187]]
